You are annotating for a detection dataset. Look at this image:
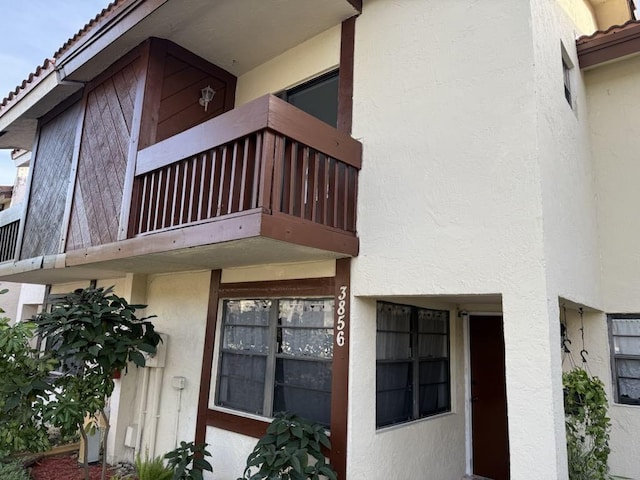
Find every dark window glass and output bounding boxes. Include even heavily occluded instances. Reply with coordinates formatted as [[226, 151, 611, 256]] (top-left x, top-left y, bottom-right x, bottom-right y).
[[609, 316, 640, 405], [278, 71, 339, 127], [216, 298, 334, 426], [376, 302, 450, 428]]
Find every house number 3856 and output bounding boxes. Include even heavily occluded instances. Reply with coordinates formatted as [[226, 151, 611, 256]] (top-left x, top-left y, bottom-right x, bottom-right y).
[[336, 285, 348, 347]]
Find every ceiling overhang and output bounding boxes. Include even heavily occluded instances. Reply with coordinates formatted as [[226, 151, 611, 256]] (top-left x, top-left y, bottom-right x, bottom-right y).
[[0, 237, 345, 284], [0, 0, 359, 150]]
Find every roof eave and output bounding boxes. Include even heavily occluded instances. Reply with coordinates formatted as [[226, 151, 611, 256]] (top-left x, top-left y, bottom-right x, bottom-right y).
[[577, 21, 640, 68]]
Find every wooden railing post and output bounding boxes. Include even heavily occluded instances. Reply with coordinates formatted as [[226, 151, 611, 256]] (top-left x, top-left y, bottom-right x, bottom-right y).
[[128, 95, 360, 238]]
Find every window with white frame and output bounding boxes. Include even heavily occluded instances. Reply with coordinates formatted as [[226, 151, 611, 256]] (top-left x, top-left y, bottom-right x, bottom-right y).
[[376, 302, 450, 428], [609, 315, 640, 405], [215, 298, 334, 425], [561, 42, 574, 108]]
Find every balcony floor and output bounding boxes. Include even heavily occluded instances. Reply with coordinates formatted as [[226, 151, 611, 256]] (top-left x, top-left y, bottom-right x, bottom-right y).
[[0, 210, 356, 283]]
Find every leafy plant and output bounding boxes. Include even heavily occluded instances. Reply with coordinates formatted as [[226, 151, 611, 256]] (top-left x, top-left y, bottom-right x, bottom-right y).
[[238, 413, 337, 480], [563, 368, 611, 480], [0, 315, 55, 457], [135, 451, 174, 480], [165, 441, 212, 480], [0, 460, 30, 480], [34, 286, 162, 480]]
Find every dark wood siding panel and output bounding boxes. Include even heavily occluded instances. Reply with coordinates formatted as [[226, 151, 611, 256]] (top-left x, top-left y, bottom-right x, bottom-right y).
[[155, 52, 235, 144], [66, 60, 141, 251], [21, 101, 81, 259]]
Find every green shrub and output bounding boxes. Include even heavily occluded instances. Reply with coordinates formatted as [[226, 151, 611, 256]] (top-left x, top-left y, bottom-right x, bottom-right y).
[[238, 413, 337, 480], [0, 460, 30, 480], [564, 368, 611, 480], [165, 441, 212, 480], [135, 451, 173, 480]]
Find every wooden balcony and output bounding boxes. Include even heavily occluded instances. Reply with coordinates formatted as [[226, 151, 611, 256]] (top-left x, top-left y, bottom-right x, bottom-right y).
[[129, 94, 360, 244], [0, 207, 20, 264], [0, 96, 361, 283]]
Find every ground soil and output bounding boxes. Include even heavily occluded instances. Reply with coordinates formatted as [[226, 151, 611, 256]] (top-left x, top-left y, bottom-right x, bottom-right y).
[[29, 453, 116, 480]]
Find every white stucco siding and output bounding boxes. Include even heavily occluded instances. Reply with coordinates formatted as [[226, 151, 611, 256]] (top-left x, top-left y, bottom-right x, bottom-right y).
[[350, 0, 572, 478], [349, 298, 466, 480], [585, 53, 640, 476], [531, 0, 602, 307], [205, 427, 256, 480], [138, 271, 210, 457], [352, 0, 541, 298], [587, 54, 640, 312], [556, 0, 598, 34], [235, 25, 340, 107], [529, 3, 604, 476], [563, 307, 640, 478]]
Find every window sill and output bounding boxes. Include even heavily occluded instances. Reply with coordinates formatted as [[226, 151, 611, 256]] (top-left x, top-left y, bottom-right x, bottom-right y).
[[612, 401, 640, 409], [206, 407, 271, 439], [375, 410, 454, 434]]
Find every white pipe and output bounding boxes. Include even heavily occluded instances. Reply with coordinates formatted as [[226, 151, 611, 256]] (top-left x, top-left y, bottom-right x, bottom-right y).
[[135, 367, 150, 456], [174, 387, 183, 448], [147, 366, 165, 457]]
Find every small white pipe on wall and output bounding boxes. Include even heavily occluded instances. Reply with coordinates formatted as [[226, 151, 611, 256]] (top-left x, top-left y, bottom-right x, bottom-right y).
[[134, 367, 151, 455]]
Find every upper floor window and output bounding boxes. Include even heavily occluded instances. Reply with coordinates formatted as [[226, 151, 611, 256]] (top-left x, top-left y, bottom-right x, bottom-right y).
[[215, 298, 334, 426], [376, 302, 450, 428], [277, 70, 339, 127], [561, 43, 574, 108], [609, 315, 640, 405]]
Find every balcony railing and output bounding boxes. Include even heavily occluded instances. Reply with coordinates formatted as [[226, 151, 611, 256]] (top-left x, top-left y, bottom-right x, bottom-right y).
[[0, 206, 21, 263], [129, 95, 361, 241]]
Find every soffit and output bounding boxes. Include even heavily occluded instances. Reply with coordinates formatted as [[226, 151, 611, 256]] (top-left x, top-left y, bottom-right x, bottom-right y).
[[0, 0, 358, 149], [0, 237, 345, 284], [59, 0, 359, 81]]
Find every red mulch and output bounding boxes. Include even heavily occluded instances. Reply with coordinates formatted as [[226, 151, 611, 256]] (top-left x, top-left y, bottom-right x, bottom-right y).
[[30, 454, 116, 480]]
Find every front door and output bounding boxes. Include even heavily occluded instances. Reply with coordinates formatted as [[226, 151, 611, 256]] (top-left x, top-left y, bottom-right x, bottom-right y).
[[469, 315, 510, 480]]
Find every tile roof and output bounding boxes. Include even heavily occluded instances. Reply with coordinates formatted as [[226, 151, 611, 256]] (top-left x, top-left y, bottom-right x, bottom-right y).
[[576, 18, 640, 68], [0, 0, 125, 112], [577, 18, 640, 44]]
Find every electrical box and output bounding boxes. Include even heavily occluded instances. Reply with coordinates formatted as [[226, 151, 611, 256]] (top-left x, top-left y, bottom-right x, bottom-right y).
[[172, 376, 186, 390], [144, 333, 168, 368], [124, 425, 137, 448]]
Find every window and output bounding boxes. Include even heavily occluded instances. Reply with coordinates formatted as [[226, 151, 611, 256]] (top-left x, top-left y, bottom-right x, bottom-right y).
[[561, 43, 574, 107], [609, 315, 640, 405], [215, 298, 334, 425], [277, 70, 339, 127], [376, 302, 450, 428]]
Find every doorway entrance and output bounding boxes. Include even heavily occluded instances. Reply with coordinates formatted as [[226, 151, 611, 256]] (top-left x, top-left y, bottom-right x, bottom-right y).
[[469, 315, 510, 480]]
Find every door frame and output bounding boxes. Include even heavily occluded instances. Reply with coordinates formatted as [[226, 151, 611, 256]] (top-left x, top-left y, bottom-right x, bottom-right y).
[[462, 311, 507, 476]]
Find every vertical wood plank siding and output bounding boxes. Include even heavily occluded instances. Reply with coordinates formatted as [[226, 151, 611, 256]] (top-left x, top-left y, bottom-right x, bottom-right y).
[[155, 53, 232, 143], [66, 60, 141, 250], [130, 95, 361, 237], [21, 101, 82, 259]]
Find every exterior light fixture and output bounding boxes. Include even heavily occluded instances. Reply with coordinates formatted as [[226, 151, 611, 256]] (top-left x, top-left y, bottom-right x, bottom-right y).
[[199, 85, 216, 112]]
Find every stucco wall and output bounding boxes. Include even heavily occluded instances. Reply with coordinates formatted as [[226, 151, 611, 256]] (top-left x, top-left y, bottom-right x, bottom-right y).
[[557, 0, 598, 34], [0, 281, 27, 323], [136, 271, 211, 457], [585, 52, 640, 476], [349, 298, 466, 480], [563, 307, 640, 478], [351, 0, 571, 477], [586, 54, 640, 313], [532, 0, 602, 307], [529, 1, 604, 475], [235, 25, 340, 107]]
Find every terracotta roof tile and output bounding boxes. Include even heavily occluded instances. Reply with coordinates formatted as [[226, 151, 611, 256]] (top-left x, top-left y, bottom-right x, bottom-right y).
[[0, 0, 125, 113], [577, 18, 640, 44]]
